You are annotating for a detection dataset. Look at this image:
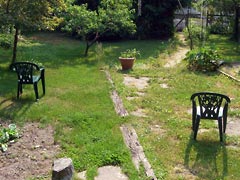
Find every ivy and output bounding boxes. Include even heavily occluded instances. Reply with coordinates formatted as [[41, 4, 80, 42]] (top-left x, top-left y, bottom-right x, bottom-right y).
[[0, 124, 19, 152]]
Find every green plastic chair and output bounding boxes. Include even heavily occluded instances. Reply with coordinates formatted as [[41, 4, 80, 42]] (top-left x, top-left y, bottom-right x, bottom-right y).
[[191, 92, 230, 142], [11, 62, 45, 100]]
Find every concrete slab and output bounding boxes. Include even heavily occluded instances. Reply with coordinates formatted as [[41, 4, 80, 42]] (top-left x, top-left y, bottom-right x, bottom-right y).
[[94, 166, 128, 180]]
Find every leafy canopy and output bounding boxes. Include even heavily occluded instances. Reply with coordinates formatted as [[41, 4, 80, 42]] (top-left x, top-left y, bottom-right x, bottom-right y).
[[63, 0, 136, 44], [0, 0, 65, 31]]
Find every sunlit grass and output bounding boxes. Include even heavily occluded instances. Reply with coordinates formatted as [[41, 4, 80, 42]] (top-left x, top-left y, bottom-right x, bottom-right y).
[[0, 32, 240, 179], [110, 33, 240, 179], [0, 32, 139, 179]]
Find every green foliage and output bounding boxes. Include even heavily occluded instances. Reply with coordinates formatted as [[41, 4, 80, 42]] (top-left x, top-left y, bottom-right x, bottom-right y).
[[0, 33, 12, 49], [189, 23, 209, 41], [63, 0, 136, 37], [62, 0, 136, 55], [183, 22, 209, 48], [120, 48, 140, 58], [0, 0, 65, 31], [63, 4, 98, 37], [184, 46, 221, 71], [192, 0, 238, 40], [0, 0, 65, 63], [135, 0, 190, 39], [0, 124, 19, 152], [209, 21, 232, 35]]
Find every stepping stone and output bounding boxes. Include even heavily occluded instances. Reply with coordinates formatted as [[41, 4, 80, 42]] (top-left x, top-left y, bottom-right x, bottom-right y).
[[94, 166, 128, 180], [131, 109, 147, 117], [52, 158, 74, 180], [226, 118, 240, 136], [160, 83, 169, 88], [123, 76, 149, 90]]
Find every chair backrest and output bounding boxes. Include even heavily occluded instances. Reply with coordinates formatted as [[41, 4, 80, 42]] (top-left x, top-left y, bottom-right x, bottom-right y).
[[191, 92, 230, 119], [11, 62, 40, 84]]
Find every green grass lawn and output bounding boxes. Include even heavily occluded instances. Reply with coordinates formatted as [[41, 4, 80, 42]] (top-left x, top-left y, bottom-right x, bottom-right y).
[[109, 34, 240, 179], [0, 32, 240, 180]]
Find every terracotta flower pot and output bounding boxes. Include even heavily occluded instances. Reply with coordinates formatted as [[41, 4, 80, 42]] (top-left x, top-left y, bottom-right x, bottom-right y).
[[119, 57, 135, 70]]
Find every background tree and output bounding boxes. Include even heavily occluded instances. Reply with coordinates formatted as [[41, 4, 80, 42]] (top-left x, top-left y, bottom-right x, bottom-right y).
[[134, 0, 190, 39], [62, 0, 136, 56], [0, 0, 65, 65], [195, 0, 240, 41], [74, 0, 100, 11]]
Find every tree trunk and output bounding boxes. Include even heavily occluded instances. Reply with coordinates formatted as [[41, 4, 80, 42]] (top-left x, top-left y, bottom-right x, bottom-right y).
[[177, 0, 193, 50], [234, 6, 239, 42], [12, 26, 19, 64], [84, 42, 90, 56], [186, 8, 193, 50], [138, 0, 142, 16], [84, 32, 99, 56], [6, 0, 11, 13]]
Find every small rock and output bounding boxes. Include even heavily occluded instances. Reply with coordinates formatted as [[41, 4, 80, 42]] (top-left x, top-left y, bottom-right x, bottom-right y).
[[52, 158, 74, 180]]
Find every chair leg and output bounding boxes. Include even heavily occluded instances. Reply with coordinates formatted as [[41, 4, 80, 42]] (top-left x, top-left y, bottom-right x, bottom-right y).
[[192, 115, 196, 131], [218, 117, 223, 142], [41, 78, 45, 95], [20, 84, 23, 94], [17, 84, 20, 99], [193, 116, 201, 140], [223, 116, 227, 133], [33, 83, 39, 100], [41, 69, 45, 95], [17, 83, 22, 99]]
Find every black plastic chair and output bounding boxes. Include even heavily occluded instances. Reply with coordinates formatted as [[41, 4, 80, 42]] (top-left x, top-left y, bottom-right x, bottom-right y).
[[11, 62, 45, 100], [191, 92, 230, 142]]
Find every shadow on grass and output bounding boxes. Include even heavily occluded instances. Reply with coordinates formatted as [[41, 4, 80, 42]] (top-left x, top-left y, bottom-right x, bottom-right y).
[[0, 67, 36, 121], [184, 133, 228, 179], [0, 98, 35, 121], [0, 66, 16, 95]]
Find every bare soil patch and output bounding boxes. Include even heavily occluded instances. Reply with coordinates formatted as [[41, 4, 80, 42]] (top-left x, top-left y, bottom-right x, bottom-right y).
[[163, 33, 189, 68], [0, 122, 60, 180]]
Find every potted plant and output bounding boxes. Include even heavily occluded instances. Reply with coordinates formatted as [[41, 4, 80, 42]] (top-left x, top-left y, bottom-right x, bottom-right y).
[[119, 48, 140, 70]]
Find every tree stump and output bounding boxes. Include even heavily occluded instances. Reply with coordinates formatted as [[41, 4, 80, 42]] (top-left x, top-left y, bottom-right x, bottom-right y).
[[52, 158, 74, 180]]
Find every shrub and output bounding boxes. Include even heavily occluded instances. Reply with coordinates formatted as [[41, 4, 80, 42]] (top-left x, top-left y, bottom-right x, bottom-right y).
[[183, 23, 209, 48], [209, 22, 232, 35], [0, 34, 12, 49], [184, 47, 221, 72]]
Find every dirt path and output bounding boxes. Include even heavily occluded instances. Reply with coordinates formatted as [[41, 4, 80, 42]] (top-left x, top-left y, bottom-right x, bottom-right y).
[[0, 122, 60, 180], [164, 33, 189, 68]]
